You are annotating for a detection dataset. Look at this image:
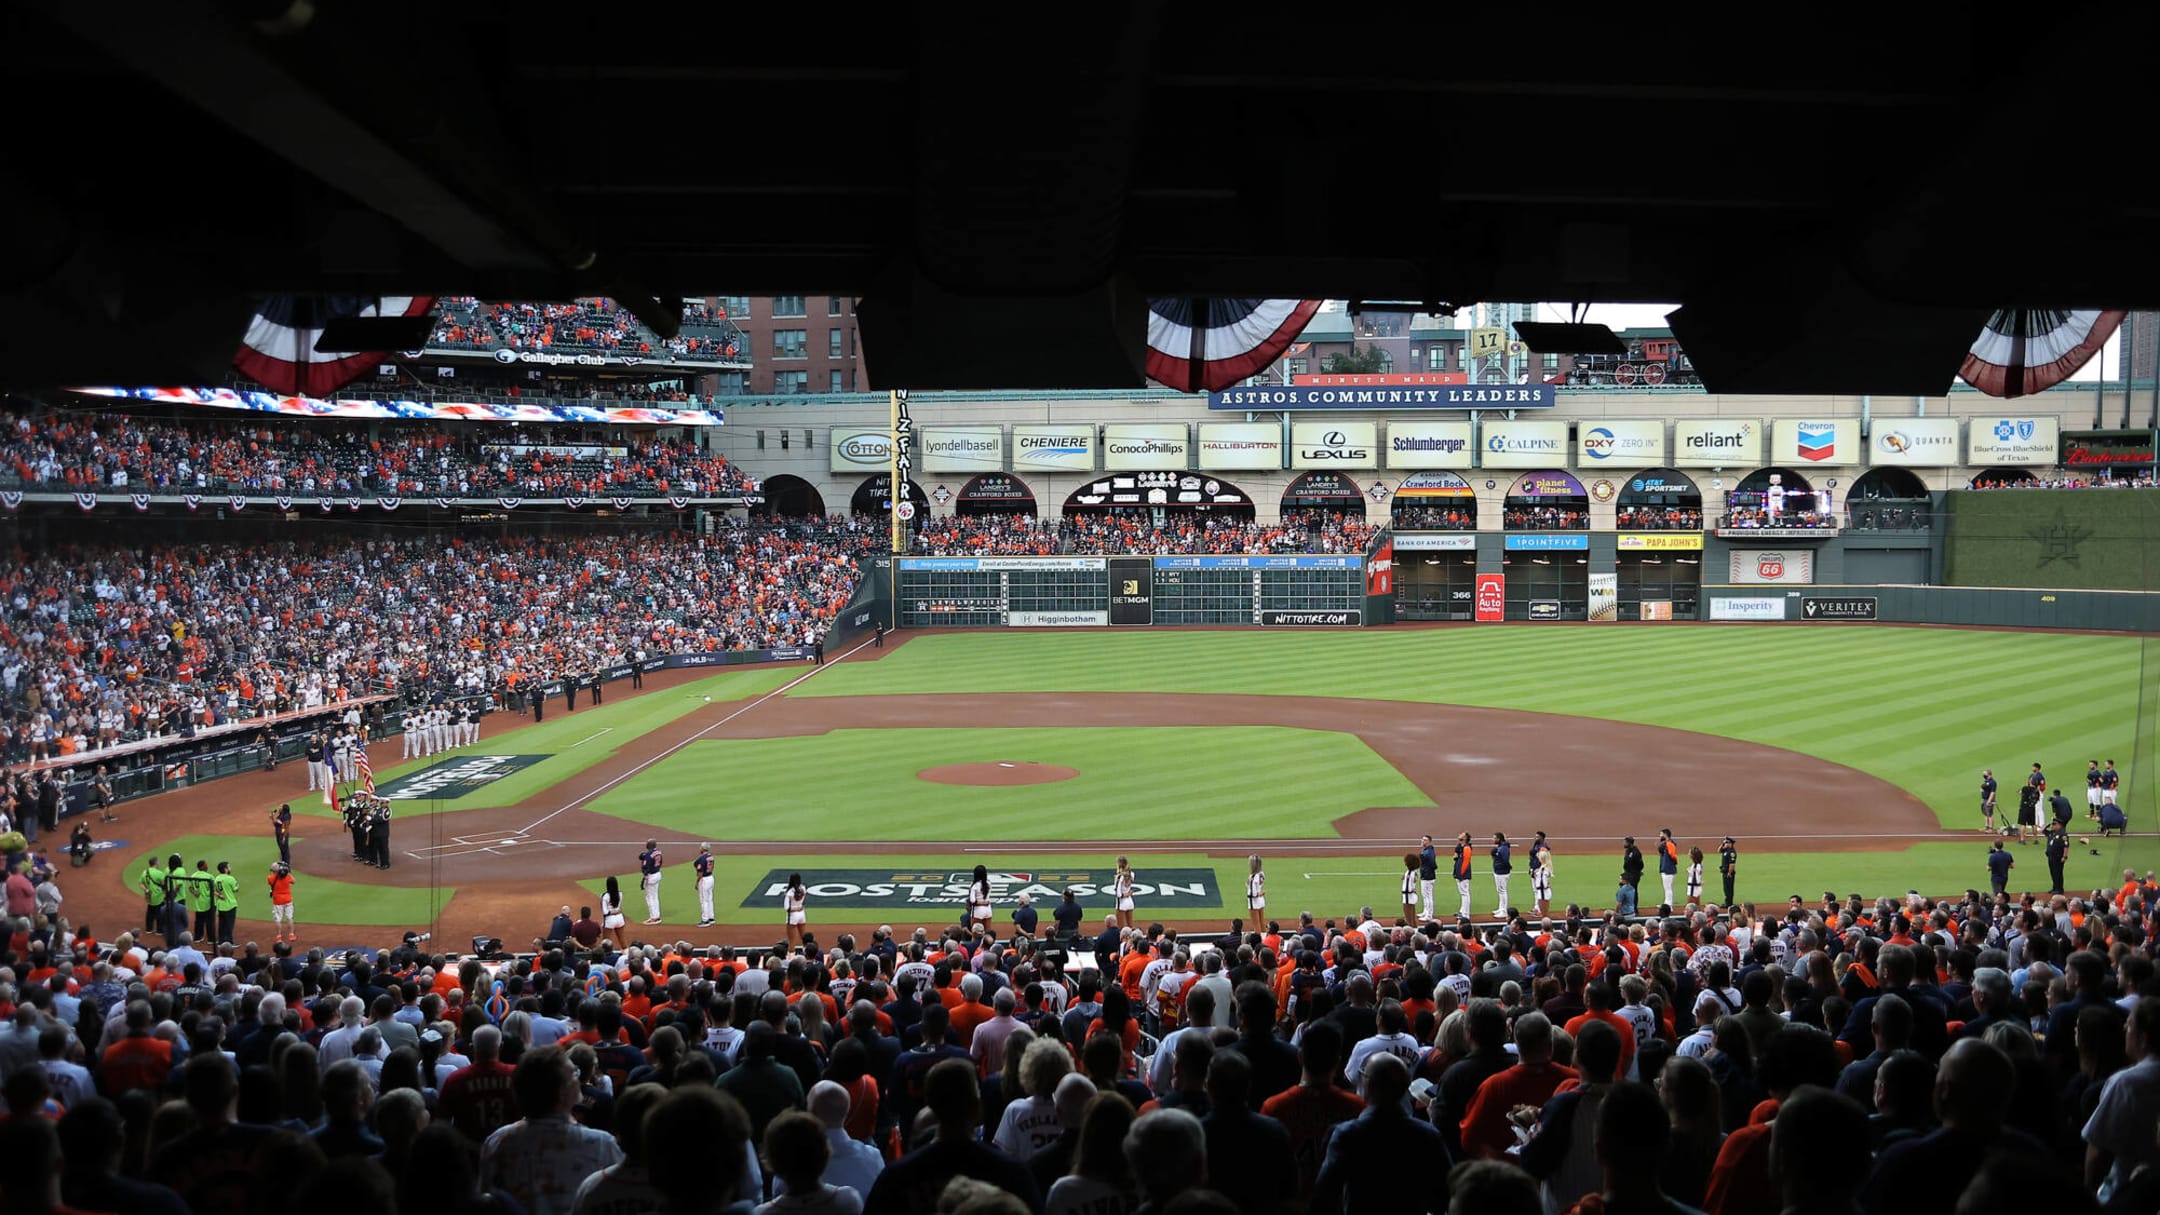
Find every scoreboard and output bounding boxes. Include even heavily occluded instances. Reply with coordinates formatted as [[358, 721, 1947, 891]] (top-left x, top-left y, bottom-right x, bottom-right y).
[[898, 555, 1366, 628]]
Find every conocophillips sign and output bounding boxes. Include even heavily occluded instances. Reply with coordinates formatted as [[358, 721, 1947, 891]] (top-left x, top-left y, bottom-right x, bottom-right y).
[[1011, 425, 1096, 472], [1102, 424, 1190, 470], [830, 427, 893, 472]]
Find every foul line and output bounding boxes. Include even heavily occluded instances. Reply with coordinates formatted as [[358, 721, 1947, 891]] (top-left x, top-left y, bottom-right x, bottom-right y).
[[565, 728, 614, 749], [517, 637, 873, 835]]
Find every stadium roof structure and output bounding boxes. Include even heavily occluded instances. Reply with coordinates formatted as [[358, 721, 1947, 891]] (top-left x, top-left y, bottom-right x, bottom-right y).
[[8, 5, 2160, 395]]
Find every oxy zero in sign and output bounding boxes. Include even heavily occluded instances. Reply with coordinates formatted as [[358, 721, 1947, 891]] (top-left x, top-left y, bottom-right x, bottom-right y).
[[1475, 573, 1505, 622]]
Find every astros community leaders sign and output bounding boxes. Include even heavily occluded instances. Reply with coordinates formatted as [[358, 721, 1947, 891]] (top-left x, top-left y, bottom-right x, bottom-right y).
[[1207, 384, 1556, 410], [739, 868, 1222, 910]]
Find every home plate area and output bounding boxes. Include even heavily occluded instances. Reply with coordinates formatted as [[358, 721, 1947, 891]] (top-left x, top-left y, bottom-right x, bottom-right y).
[[408, 832, 563, 860]]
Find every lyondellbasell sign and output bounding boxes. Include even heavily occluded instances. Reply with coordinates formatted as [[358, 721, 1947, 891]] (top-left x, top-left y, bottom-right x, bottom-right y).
[[738, 869, 1222, 910]]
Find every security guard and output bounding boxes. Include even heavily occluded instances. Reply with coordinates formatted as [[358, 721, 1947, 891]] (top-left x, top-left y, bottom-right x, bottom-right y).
[[212, 861, 240, 945], [186, 860, 216, 941], [138, 857, 164, 937], [2044, 821, 2069, 894]]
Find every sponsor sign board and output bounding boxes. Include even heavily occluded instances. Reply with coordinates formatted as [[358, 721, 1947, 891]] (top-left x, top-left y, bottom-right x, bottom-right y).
[[1366, 541, 1392, 596], [740, 868, 1222, 910], [1480, 420, 1571, 468], [1195, 423, 1283, 470], [1010, 425, 1096, 472], [1672, 419, 1761, 467], [1620, 473, 1700, 498], [1640, 600, 1673, 620], [1394, 469, 1476, 497], [1588, 572, 1617, 621], [376, 754, 548, 801], [1293, 372, 1466, 385], [2062, 429, 2158, 467], [1290, 422, 1378, 468], [1577, 420, 1667, 467], [1150, 555, 1359, 569], [1965, 416, 2059, 466], [1504, 533, 1589, 550], [898, 557, 1107, 572], [957, 473, 1035, 504], [1101, 424, 1190, 470], [1616, 533, 1705, 551], [1392, 533, 1478, 550], [1009, 611, 1109, 627], [1801, 596, 1877, 620], [1260, 610, 1362, 626], [1208, 384, 1557, 411], [917, 425, 1005, 472], [1108, 557, 1153, 625], [1708, 597, 1786, 621], [830, 427, 894, 472], [1385, 421, 1476, 469], [1528, 599, 1562, 620], [1474, 573, 1505, 621], [1282, 471, 1366, 508], [1771, 418, 1860, 465], [1868, 416, 1960, 467], [1728, 549, 1814, 583], [1508, 470, 1586, 498]]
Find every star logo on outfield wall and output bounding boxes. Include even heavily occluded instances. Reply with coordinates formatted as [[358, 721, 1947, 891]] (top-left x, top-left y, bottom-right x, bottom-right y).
[[2028, 509, 2092, 567]]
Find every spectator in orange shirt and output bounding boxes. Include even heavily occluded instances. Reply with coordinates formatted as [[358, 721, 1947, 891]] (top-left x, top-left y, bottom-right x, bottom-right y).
[[1566, 983, 1638, 1084], [1460, 1012, 1578, 1160], [1260, 1020, 1365, 1201], [1702, 1026, 1844, 1215], [947, 973, 995, 1051]]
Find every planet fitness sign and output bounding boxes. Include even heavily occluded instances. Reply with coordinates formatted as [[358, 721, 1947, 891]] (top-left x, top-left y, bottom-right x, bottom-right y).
[[738, 868, 1222, 910]]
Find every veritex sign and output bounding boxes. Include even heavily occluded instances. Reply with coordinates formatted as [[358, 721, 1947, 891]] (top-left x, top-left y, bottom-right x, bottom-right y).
[[738, 868, 1222, 909], [376, 754, 548, 800]]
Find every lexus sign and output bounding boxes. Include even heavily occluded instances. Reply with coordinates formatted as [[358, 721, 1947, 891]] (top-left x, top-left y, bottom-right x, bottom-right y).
[[1290, 422, 1377, 468]]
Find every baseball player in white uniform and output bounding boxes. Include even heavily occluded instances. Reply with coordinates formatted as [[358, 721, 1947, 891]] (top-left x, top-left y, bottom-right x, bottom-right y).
[[431, 707, 450, 754], [401, 710, 420, 759]]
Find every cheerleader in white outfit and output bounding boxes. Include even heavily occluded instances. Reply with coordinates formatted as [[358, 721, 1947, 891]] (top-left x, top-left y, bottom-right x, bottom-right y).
[[1246, 855, 1266, 920], [784, 873, 808, 950], [1686, 847, 1705, 905], [967, 865, 994, 933], [1113, 856, 1135, 930]]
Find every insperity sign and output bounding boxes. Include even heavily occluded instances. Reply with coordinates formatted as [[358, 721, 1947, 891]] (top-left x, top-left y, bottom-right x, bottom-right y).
[[738, 868, 1222, 910]]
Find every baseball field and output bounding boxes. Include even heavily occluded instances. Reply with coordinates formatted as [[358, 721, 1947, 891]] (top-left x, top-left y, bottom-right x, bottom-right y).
[[89, 623, 2160, 947]]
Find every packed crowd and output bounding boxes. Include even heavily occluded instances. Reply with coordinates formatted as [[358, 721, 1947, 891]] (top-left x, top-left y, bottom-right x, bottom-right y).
[[1970, 476, 2159, 490], [427, 298, 741, 363], [1847, 505, 1930, 531], [0, 520, 877, 764], [1612, 507, 1704, 531], [0, 408, 752, 498], [1391, 508, 1476, 531], [1500, 506, 1588, 531], [2, 857, 2154, 1215], [908, 513, 1380, 557]]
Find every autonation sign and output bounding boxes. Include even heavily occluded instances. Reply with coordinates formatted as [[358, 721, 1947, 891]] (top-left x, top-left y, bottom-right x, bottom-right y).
[[1208, 385, 1556, 411]]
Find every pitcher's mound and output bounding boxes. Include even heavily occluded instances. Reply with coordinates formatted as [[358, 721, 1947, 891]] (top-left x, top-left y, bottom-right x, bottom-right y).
[[919, 761, 1079, 787]]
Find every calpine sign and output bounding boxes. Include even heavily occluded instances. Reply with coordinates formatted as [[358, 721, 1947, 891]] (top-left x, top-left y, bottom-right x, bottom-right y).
[[738, 869, 1222, 910]]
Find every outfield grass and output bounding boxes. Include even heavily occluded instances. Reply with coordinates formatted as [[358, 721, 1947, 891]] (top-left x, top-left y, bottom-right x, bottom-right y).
[[587, 726, 1431, 840], [801, 627, 2159, 830], [291, 666, 803, 818], [131, 833, 455, 928]]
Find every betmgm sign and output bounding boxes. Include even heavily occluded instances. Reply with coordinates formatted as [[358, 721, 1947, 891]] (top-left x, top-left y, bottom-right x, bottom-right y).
[[739, 868, 1221, 910]]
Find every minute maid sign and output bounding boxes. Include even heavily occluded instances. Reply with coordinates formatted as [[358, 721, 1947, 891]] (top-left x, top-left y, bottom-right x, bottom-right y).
[[740, 868, 1222, 910]]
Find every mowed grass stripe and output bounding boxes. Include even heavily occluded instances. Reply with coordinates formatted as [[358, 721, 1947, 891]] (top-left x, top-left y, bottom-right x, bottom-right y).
[[589, 727, 1433, 841], [802, 628, 2153, 827]]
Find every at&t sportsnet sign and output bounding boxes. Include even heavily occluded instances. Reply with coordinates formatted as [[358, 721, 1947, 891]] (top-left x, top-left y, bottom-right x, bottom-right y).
[[739, 868, 1222, 910]]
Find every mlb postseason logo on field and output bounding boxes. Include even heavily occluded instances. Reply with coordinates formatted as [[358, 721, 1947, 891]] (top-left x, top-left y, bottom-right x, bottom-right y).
[[375, 755, 548, 800], [740, 869, 1222, 910]]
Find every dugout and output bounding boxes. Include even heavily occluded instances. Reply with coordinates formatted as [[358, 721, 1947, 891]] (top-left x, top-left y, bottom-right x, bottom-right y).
[[754, 473, 825, 517], [1062, 472, 1256, 521], [953, 473, 1038, 517], [1279, 472, 1367, 520], [850, 474, 930, 517]]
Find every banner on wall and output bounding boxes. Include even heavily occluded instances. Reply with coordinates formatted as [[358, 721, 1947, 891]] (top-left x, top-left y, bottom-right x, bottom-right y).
[[1474, 573, 1505, 622], [1290, 422, 1378, 468], [1102, 424, 1190, 470], [919, 425, 1005, 472], [1868, 416, 1960, 467], [1392, 533, 1477, 550], [1771, 418, 1860, 465], [1480, 420, 1570, 467], [1195, 423, 1282, 470], [831, 427, 893, 472], [1011, 425, 1097, 472], [1366, 540, 1393, 595], [1208, 384, 1556, 410], [1672, 419, 1762, 467], [1616, 533, 1704, 551], [1728, 549, 1814, 583], [1577, 420, 1667, 467], [1965, 416, 2060, 466], [1641, 600, 1673, 620], [1709, 597, 1786, 620], [1385, 421, 1476, 469], [1588, 573, 1618, 621], [1394, 469, 1476, 498]]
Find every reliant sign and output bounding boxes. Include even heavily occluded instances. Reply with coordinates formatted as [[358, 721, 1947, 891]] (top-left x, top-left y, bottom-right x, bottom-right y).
[[1965, 417, 2060, 466], [1010, 425, 1096, 472], [1576, 420, 1668, 467], [1207, 384, 1557, 410], [1384, 421, 1476, 469], [1480, 421, 1571, 468], [1101, 424, 1190, 470], [1868, 416, 1960, 467], [1290, 422, 1378, 468], [1671, 419, 1762, 468], [739, 868, 1223, 910], [1195, 423, 1283, 470], [918, 426, 1006, 472], [830, 427, 894, 472]]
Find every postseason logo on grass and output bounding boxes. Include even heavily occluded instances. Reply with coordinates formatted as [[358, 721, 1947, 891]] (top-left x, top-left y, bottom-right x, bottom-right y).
[[375, 754, 549, 801], [739, 869, 1222, 910]]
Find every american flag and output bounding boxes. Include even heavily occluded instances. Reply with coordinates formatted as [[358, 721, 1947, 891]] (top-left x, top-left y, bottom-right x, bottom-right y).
[[353, 745, 375, 794]]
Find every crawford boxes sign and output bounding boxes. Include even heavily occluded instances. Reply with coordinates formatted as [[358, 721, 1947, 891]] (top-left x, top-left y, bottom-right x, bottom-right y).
[[739, 868, 1223, 910], [375, 754, 548, 801]]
